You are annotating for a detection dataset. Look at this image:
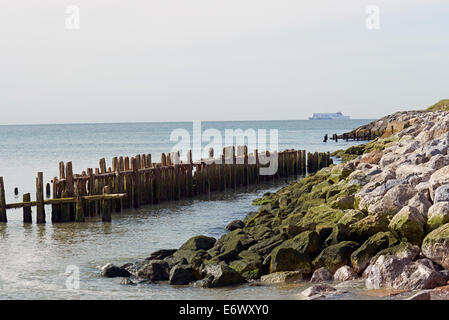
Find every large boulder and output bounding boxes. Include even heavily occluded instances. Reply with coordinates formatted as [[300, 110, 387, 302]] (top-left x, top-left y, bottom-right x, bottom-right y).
[[388, 206, 426, 245], [300, 284, 337, 298], [276, 231, 321, 256], [136, 260, 170, 281], [368, 185, 415, 217], [350, 232, 396, 273], [260, 271, 305, 283], [197, 264, 246, 288], [429, 165, 449, 200], [146, 249, 177, 261], [312, 241, 359, 273], [427, 154, 449, 170], [427, 202, 449, 231], [422, 223, 449, 269], [229, 254, 262, 280], [365, 255, 446, 290], [225, 220, 245, 231], [435, 185, 449, 203], [310, 267, 333, 282], [334, 266, 358, 281], [371, 242, 420, 264], [101, 263, 131, 278], [348, 214, 390, 243], [270, 247, 312, 274], [179, 235, 216, 251], [169, 265, 197, 285], [395, 165, 434, 181]]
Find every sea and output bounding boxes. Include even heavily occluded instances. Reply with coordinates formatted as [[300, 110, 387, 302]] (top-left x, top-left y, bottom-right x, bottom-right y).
[[0, 119, 381, 299]]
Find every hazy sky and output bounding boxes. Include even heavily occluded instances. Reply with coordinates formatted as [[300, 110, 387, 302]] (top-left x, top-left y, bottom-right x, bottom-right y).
[[0, 0, 448, 124]]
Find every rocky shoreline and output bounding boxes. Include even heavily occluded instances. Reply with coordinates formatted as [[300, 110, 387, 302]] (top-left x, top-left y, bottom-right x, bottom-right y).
[[101, 108, 449, 300]]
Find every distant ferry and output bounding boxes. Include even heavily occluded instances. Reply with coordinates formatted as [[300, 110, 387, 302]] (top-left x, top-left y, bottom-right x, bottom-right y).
[[309, 112, 350, 120]]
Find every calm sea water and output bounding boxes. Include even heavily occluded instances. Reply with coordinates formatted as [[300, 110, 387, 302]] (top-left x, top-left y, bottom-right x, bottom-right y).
[[0, 119, 379, 299]]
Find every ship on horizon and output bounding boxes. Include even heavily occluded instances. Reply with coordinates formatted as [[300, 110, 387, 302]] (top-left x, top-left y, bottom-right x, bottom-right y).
[[309, 112, 350, 120]]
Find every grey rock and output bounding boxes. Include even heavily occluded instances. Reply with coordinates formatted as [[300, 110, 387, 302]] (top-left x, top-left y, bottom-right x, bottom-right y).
[[434, 185, 449, 203], [145, 249, 177, 261], [136, 260, 169, 281], [301, 284, 336, 297], [169, 265, 197, 285], [225, 220, 245, 231], [101, 263, 131, 278], [198, 264, 246, 288], [179, 235, 216, 251], [310, 267, 333, 283], [334, 266, 358, 282], [365, 255, 446, 290]]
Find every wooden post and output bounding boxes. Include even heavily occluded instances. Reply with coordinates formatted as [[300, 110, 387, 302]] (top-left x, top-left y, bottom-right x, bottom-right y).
[[131, 157, 140, 208], [187, 150, 193, 197], [51, 178, 60, 222], [75, 179, 85, 222], [36, 172, 45, 224], [66, 162, 75, 221], [23, 193, 32, 223], [102, 185, 111, 222], [0, 177, 7, 223], [46, 183, 51, 197]]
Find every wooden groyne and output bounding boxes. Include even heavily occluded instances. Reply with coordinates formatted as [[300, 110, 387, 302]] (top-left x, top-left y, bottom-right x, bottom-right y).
[[0, 147, 332, 224], [325, 130, 380, 143]]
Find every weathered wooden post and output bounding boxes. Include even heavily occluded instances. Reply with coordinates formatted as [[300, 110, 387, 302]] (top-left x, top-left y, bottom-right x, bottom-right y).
[[51, 178, 60, 222], [0, 177, 7, 222], [23, 193, 32, 223], [36, 172, 45, 224], [102, 185, 111, 222], [75, 179, 85, 222], [131, 157, 140, 208], [46, 183, 51, 197], [187, 150, 193, 197]]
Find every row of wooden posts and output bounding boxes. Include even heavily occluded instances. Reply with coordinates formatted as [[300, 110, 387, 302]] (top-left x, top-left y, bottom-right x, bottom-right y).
[[0, 147, 332, 224], [323, 130, 380, 143]]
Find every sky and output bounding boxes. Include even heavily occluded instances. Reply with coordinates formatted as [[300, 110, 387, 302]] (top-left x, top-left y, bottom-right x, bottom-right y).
[[0, 0, 448, 125]]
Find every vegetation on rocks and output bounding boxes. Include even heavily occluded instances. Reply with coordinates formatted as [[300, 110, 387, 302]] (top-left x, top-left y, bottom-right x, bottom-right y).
[[104, 106, 449, 294]]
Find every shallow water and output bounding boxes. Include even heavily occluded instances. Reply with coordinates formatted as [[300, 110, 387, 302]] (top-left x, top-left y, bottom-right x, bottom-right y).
[[0, 119, 377, 299]]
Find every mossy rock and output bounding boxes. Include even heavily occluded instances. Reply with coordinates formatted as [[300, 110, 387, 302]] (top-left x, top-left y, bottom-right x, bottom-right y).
[[388, 207, 425, 246], [270, 247, 312, 274], [299, 198, 326, 211], [296, 205, 345, 232], [229, 259, 261, 279], [324, 223, 350, 247], [179, 235, 216, 251], [312, 241, 359, 273], [252, 197, 277, 206], [326, 183, 360, 204], [350, 231, 398, 273], [275, 231, 321, 257], [330, 195, 355, 210], [364, 136, 400, 153], [245, 224, 273, 241], [348, 214, 390, 243], [371, 241, 420, 264], [338, 210, 366, 226], [173, 249, 211, 268], [248, 234, 288, 257], [421, 224, 449, 269]]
